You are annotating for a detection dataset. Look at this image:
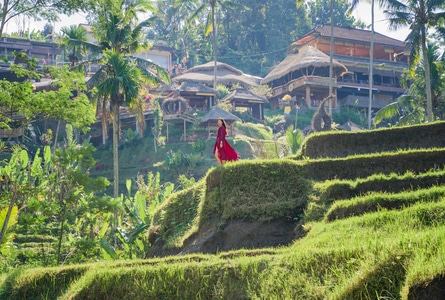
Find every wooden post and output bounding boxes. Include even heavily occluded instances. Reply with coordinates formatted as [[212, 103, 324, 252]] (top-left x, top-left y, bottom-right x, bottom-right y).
[[166, 122, 169, 143], [183, 119, 186, 142]]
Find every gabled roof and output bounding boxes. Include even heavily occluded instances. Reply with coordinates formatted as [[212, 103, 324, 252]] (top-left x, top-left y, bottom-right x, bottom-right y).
[[176, 81, 216, 94], [261, 46, 347, 84], [199, 105, 241, 124], [173, 61, 262, 88], [221, 88, 268, 103], [157, 82, 180, 93], [292, 25, 408, 49]]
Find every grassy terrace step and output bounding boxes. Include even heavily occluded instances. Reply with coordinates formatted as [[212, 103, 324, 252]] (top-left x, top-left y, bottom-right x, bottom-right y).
[[301, 121, 445, 159], [300, 148, 445, 181], [3, 201, 445, 299], [3, 122, 445, 299], [317, 170, 445, 202], [304, 169, 445, 223], [325, 186, 445, 221], [14, 235, 57, 244]]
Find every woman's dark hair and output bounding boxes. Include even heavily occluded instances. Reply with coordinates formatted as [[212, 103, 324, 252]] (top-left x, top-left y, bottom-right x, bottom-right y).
[[218, 117, 226, 128]]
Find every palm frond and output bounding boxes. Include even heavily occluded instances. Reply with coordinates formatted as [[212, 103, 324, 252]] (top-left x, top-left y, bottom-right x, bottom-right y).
[[134, 57, 170, 84], [204, 12, 213, 37]]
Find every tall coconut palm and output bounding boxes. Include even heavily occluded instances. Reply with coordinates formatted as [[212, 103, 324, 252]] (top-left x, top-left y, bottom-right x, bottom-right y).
[[87, 0, 169, 200], [60, 25, 87, 67], [384, 0, 445, 122], [189, 0, 248, 98], [68, 0, 169, 148], [93, 50, 142, 197], [374, 42, 445, 125], [349, 0, 389, 129]]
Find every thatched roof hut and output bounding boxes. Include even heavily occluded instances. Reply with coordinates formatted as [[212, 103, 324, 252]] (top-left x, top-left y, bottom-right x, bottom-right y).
[[156, 82, 180, 94], [222, 88, 268, 104], [200, 105, 241, 137], [175, 80, 216, 94], [200, 105, 241, 125], [261, 46, 348, 85], [166, 81, 216, 111], [174, 61, 261, 88], [161, 95, 190, 114], [221, 88, 268, 120]]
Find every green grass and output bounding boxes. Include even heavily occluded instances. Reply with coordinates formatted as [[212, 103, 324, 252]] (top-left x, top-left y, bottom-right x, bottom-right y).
[[325, 185, 445, 221], [3, 124, 445, 299], [90, 125, 278, 194], [3, 200, 445, 299]]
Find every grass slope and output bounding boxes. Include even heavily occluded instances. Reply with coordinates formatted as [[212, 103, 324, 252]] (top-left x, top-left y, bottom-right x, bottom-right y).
[[2, 126, 445, 299]]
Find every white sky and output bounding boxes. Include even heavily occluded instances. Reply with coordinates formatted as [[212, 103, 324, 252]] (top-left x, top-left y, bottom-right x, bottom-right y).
[[4, 2, 410, 42], [352, 2, 410, 41]]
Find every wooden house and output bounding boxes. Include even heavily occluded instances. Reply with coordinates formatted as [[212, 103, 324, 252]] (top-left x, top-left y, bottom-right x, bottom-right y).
[[262, 25, 410, 112], [221, 88, 268, 120], [261, 45, 347, 109]]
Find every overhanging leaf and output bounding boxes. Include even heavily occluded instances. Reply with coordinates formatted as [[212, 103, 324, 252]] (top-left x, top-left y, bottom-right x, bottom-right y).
[[100, 238, 117, 260]]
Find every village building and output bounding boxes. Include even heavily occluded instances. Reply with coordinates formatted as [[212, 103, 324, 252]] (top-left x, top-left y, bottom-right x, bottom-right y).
[[262, 45, 347, 110], [221, 88, 268, 120], [173, 61, 261, 89], [161, 81, 217, 142], [199, 104, 241, 138], [0, 37, 61, 66], [262, 25, 410, 113]]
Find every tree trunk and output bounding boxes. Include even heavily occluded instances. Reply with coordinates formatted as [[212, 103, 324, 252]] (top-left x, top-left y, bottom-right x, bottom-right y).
[[328, 0, 334, 115], [102, 99, 109, 145], [0, 3, 9, 38], [368, 0, 375, 129], [57, 203, 66, 264], [111, 101, 120, 248], [53, 120, 61, 152], [212, 3, 217, 100], [422, 26, 433, 122]]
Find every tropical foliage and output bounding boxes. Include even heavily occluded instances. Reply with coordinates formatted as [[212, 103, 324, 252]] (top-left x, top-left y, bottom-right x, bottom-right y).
[[0, 0, 91, 37], [384, 0, 445, 122], [2, 2, 445, 298], [71, 0, 170, 200], [375, 43, 445, 126]]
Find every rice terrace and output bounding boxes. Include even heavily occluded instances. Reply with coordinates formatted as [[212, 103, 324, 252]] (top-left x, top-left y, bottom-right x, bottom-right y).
[[2, 122, 445, 299], [1, 0, 445, 299]]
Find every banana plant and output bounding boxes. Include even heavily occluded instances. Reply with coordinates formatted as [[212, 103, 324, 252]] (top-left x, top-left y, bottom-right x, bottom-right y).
[[0, 205, 18, 254], [0, 146, 46, 248], [100, 172, 174, 259]]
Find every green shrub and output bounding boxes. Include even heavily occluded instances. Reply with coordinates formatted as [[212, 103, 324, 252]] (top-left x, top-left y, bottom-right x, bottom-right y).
[[234, 122, 273, 140]]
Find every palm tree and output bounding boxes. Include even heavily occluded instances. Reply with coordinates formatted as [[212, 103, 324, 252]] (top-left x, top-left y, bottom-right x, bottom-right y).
[[86, 0, 169, 200], [93, 50, 142, 199], [349, 0, 389, 129], [60, 25, 87, 67], [384, 0, 445, 122], [82, 0, 169, 248], [189, 1, 248, 96], [65, 0, 169, 148], [374, 42, 445, 125]]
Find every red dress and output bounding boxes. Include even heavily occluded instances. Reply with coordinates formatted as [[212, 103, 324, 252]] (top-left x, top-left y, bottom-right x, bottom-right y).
[[214, 126, 239, 162]]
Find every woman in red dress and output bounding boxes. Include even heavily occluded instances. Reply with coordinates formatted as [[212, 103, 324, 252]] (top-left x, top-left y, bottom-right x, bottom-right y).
[[213, 118, 240, 164]]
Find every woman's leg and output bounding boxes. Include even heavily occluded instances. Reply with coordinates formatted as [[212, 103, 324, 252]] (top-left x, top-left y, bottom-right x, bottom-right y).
[[214, 149, 222, 164]]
